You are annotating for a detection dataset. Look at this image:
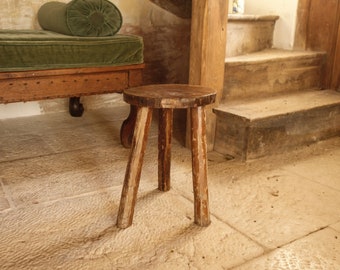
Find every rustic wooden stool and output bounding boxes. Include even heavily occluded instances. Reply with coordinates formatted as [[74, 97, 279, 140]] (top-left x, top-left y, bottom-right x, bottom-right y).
[[116, 84, 216, 228]]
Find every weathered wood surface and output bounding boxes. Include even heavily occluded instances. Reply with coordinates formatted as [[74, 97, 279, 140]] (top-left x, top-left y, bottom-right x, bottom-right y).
[[294, 0, 311, 50], [120, 105, 138, 148], [295, 0, 340, 89], [158, 108, 173, 192], [121, 84, 215, 148], [149, 0, 192, 18], [0, 64, 145, 148], [331, 12, 340, 90], [190, 106, 210, 226], [117, 84, 215, 228], [0, 64, 145, 103], [123, 84, 216, 108], [189, 0, 228, 149], [306, 0, 339, 88], [117, 106, 153, 229]]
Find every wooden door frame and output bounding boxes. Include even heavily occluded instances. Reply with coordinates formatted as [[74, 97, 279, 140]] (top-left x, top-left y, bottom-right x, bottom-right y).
[[295, 0, 340, 90], [331, 8, 340, 90]]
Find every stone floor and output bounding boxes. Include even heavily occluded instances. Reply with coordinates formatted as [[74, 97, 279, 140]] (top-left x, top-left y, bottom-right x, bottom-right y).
[[0, 104, 339, 270]]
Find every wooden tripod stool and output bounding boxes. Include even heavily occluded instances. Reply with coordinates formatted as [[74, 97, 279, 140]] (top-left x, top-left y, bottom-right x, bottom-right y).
[[116, 84, 216, 228]]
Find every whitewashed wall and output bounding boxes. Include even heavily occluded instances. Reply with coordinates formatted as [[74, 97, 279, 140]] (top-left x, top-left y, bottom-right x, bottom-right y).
[[245, 0, 299, 49]]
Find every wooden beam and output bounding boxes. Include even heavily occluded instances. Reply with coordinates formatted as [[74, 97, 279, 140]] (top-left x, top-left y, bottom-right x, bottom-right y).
[[331, 2, 340, 90], [295, 0, 340, 90], [189, 0, 228, 150], [306, 0, 340, 88], [294, 0, 312, 50]]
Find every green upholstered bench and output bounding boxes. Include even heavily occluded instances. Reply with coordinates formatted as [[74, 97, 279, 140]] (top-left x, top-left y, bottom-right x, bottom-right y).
[[0, 29, 144, 146]]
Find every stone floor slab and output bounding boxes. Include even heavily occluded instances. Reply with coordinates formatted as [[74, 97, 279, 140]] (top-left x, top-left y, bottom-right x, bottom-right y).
[[0, 105, 129, 136], [232, 228, 340, 270], [172, 165, 340, 249], [331, 222, 340, 232], [283, 147, 340, 191], [0, 146, 130, 206], [0, 181, 10, 211], [41, 121, 123, 153], [0, 133, 55, 162], [0, 186, 263, 270]]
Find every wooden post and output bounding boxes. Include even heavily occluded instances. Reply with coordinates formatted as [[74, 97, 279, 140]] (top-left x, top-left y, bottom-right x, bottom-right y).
[[188, 0, 228, 150], [297, 0, 340, 89], [331, 17, 340, 91], [331, 2, 340, 90]]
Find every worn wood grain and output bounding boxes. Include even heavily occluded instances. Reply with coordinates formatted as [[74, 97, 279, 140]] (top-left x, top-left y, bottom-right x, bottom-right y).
[[331, 4, 340, 90], [0, 64, 145, 103], [117, 106, 153, 228], [294, 0, 312, 50], [124, 84, 216, 108], [120, 105, 138, 148], [189, 0, 228, 149], [117, 84, 215, 228], [158, 108, 173, 191], [214, 90, 340, 160], [190, 106, 210, 226], [304, 0, 340, 89], [331, 17, 340, 91]]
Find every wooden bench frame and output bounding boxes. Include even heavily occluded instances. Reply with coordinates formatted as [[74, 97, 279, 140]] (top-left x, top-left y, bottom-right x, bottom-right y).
[[0, 63, 145, 147]]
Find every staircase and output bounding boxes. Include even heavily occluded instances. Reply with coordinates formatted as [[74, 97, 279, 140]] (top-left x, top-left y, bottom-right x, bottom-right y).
[[213, 14, 340, 160]]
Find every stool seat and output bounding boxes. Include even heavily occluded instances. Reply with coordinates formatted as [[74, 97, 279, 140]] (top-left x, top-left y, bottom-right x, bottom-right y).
[[117, 84, 216, 228], [123, 84, 216, 108]]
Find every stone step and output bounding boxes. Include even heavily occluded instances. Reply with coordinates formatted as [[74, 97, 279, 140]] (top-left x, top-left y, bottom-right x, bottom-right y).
[[227, 14, 279, 57], [213, 90, 340, 160], [222, 49, 326, 102]]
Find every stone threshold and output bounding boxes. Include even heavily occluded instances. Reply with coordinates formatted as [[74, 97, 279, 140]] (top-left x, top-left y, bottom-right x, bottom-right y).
[[225, 48, 326, 65], [228, 14, 279, 22]]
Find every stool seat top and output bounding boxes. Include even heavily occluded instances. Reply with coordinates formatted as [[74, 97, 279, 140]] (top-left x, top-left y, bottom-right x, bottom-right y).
[[123, 84, 216, 108]]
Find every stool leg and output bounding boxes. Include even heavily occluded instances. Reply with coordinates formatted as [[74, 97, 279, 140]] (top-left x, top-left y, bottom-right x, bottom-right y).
[[158, 108, 173, 191], [117, 107, 153, 228], [190, 106, 211, 226]]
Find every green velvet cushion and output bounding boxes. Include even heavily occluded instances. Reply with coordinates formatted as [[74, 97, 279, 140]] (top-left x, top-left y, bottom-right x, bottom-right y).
[[38, 0, 123, 37], [0, 30, 143, 71]]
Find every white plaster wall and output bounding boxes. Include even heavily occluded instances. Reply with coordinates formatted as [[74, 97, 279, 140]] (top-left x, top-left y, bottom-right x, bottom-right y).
[[245, 0, 299, 49], [0, 102, 41, 118]]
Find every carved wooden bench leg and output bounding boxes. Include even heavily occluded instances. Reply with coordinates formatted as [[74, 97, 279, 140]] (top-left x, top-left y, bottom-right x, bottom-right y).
[[190, 106, 211, 226], [117, 106, 153, 228], [120, 105, 137, 148], [69, 97, 84, 117]]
